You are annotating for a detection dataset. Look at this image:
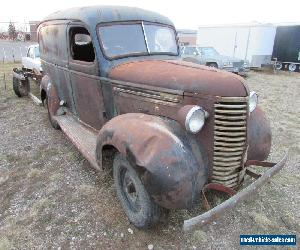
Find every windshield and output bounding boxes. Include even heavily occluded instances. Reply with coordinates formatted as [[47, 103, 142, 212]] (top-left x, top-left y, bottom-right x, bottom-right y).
[[98, 23, 178, 59], [200, 47, 219, 57]]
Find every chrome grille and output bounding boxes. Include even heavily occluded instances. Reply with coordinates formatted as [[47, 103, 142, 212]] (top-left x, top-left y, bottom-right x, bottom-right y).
[[232, 61, 244, 68], [212, 97, 248, 188]]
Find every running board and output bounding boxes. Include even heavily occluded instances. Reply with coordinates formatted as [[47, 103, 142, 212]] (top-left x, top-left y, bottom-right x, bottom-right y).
[[28, 92, 43, 106], [54, 115, 100, 170]]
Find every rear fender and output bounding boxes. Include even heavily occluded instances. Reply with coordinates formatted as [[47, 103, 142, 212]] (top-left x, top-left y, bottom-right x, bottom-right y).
[[96, 113, 208, 209], [40, 75, 60, 115]]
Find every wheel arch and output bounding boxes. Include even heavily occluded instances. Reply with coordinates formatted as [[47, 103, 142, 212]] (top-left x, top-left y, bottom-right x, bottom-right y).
[[95, 113, 208, 209], [205, 61, 218, 67], [40, 74, 60, 115]]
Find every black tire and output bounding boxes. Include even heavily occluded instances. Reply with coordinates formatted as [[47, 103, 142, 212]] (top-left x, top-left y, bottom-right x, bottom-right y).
[[113, 153, 162, 229], [207, 62, 218, 68], [45, 96, 60, 129], [288, 63, 297, 72], [275, 61, 283, 70], [13, 76, 29, 97]]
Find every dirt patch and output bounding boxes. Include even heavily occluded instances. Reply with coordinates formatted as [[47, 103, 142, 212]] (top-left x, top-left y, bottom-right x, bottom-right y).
[[0, 64, 299, 249]]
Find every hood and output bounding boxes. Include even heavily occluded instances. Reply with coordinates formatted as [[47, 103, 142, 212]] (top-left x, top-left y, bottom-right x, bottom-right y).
[[108, 59, 248, 97]]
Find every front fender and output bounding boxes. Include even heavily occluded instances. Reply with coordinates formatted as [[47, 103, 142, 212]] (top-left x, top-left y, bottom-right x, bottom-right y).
[[247, 107, 272, 161], [96, 113, 208, 209]]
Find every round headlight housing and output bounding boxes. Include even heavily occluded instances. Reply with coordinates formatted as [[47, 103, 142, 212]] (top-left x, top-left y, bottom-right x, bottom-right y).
[[249, 91, 258, 112], [185, 106, 206, 133]]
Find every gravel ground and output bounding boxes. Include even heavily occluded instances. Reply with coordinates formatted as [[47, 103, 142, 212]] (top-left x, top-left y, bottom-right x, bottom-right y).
[[0, 63, 299, 249]]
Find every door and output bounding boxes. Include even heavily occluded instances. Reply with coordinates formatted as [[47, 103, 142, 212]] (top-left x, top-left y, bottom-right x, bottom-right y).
[[67, 24, 105, 130]]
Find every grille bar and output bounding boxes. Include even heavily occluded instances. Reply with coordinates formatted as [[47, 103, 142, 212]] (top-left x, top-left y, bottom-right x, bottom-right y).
[[214, 151, 244, 157], [214, 146, 245, 152], [215, 114, 247, 120], [215, 131, 246, 136], [215, 126, 246, 131], [215, 109, 247, 114], [212, 97, 248, 188]]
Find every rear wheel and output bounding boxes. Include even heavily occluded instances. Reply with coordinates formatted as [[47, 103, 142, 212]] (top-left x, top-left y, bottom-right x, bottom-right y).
[[45, 96, 60, 129], [113, 153, 163, 229], [288, 63, 297, 72]]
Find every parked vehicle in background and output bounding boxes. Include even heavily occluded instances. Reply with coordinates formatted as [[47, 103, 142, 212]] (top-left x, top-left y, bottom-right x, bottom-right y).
[[181, 46, 250, 74], [12, 6, 287, 231], [22, 44, 42, 74], [12, 44, 43, 104], [197, 23, 276, 68], [272, 25, 300, 72]]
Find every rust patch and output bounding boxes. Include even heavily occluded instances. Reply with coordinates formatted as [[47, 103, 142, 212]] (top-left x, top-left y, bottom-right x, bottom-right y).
[[96, 113, 208, 209], [247, 107, 272, 161], [109, 59, 248, 97]]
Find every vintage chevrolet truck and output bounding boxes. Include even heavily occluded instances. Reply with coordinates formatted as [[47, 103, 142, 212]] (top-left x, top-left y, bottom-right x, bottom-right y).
[[13, 6, 287, 231]]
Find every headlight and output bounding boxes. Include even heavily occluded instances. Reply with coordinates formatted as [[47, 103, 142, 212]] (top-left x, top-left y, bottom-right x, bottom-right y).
[[185, 106, 206, 133], [249, 91, 258, 112]]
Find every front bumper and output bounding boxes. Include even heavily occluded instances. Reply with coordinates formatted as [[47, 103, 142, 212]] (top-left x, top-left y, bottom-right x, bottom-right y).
[[183, 152, 288, 232], [223, 66, 250, 74]]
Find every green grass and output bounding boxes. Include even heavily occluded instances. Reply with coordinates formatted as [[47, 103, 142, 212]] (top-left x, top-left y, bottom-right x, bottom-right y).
[[0, 62, 41, 99], [0, 62, 21, 94]]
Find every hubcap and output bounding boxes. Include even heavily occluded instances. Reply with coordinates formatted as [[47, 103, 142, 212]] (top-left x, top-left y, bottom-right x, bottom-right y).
[[121, 168, 141, 212], [288, 63, 296, 72], [275, 62, 282, 70]]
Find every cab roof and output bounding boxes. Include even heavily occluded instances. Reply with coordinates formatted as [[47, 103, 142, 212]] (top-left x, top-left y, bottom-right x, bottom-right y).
[[41, 6, 174, 27]]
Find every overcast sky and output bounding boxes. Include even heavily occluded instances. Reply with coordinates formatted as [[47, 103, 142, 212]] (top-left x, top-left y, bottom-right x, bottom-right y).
[[1, 0, 299, 30]]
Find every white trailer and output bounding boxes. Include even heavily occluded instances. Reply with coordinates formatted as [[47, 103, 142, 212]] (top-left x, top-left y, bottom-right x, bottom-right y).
[[197, 23, 276, 67]]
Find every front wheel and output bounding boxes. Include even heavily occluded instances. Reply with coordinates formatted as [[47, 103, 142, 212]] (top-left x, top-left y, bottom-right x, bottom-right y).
[[113, 153, 163, 229]]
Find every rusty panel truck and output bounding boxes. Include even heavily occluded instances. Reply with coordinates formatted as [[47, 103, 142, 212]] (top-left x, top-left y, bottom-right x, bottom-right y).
[[13, 6, 287, 231]]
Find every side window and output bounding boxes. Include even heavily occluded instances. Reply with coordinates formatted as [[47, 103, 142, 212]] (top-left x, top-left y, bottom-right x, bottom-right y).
[[184, 47, 198, 55], [70, 27, 95, 62], [27, 47, 34, 58]]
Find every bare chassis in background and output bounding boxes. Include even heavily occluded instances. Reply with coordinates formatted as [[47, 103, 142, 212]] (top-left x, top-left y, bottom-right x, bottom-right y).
[[12, 68, 43, 105]]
